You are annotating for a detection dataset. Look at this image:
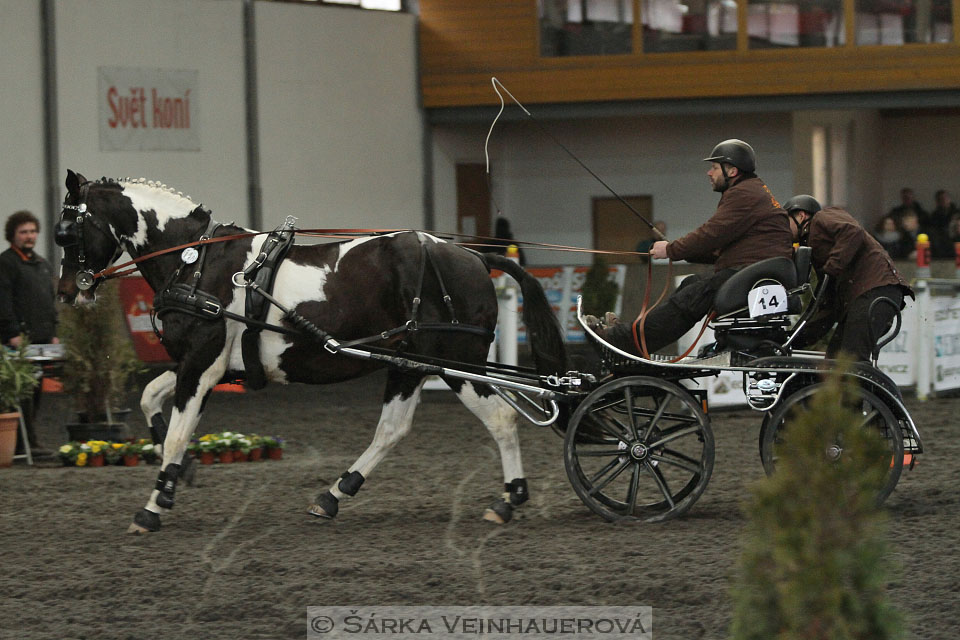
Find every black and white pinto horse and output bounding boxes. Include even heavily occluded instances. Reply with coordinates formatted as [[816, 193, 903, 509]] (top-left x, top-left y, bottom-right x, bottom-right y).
[[55, 171, 566, 533]]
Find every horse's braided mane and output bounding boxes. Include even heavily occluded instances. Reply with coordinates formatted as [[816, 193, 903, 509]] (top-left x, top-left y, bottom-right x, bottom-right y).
[[100, 176, 200, 209]]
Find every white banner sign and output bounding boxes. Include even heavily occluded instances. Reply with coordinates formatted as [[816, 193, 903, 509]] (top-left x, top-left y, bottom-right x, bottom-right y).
[[931, 295, 960, 391], [98, 67, 199, 151]]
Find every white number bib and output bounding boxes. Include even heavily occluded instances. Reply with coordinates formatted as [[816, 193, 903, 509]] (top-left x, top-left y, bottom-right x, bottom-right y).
[[747, 284, 788, 318]]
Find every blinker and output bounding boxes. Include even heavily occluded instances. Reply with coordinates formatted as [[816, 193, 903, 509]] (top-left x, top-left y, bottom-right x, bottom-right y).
[[54, 219, 78, 247]]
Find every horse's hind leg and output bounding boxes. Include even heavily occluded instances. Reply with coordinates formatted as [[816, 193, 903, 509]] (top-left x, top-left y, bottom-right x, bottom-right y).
[[139, 369, 195, 485], [308, 371, 426, 520], [450, 380, 528, 524]]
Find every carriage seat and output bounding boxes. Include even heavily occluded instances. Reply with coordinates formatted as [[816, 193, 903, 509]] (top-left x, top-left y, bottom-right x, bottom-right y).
[[713, 247, 812, 317]]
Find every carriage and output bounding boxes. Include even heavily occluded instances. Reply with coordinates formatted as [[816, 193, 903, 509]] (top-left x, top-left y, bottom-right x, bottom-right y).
[[54, 171, 922, 531], [401, 245, 924, 523]]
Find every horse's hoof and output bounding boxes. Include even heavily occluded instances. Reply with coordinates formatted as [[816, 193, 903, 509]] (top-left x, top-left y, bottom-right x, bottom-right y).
[[308, 504, 334, 519], [483, 499, 514, 524], [482, 508, 506, 524], [128, 508, 161, 534], [308, 491, 339, 519]]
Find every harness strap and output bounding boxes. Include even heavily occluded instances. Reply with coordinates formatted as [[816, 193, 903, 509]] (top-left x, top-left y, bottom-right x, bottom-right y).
[[187, 218, 222, 295], [422, 239, 458, 324]]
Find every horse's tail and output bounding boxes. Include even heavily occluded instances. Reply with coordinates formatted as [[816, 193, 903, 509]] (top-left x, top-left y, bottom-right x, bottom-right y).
[[482, 253, 567, 377]]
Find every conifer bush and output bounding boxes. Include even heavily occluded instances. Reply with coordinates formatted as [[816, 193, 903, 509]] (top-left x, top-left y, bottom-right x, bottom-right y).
[[729, 369, 904, 640], [580, 257, 619, 316]]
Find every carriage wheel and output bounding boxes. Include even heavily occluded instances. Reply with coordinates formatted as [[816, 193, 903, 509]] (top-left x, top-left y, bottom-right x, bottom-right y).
[[564, 377, 715, 523], [759, 383, 904, 505]]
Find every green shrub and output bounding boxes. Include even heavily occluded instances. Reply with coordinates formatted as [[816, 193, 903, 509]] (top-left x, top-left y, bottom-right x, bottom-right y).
[[59, 281, 141, 418], [580, 257, 620, 316], [730, 369, 904, 640]]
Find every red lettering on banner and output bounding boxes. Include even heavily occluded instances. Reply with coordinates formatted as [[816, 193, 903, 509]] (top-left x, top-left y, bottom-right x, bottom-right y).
[[152, 88, 191, 129], [107, 87, 147, 128], [108, 85, 191, 130]]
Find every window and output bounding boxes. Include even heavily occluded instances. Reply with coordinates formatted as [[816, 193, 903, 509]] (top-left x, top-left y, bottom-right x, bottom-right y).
[[748, 0, 845, 48], [856, 0, 953, 44], [271, 0, 403, 10], [540, 0, 634, 56], [644, 0, 737, 52]]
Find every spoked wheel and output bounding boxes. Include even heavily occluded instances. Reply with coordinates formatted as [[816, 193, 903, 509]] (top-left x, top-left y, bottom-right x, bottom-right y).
[[759, 383, 904, 504], [564, 376, 715, 523]]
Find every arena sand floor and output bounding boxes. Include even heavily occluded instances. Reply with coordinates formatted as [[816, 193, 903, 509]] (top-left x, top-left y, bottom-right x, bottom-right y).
[[0, 369, 956, 640]]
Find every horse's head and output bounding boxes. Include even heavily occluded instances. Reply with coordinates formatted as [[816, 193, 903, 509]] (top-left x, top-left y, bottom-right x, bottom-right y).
[[56, 170, 126, 305]]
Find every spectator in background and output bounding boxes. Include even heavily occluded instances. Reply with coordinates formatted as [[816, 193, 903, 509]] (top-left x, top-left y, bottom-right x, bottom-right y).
[[947, 213, 960, 248], [873, 215, 903, 258], [929, 190, 958, 258], [894, 209, 923, 260], [490, 216, 527, 266], [0, 211, 58, 458], [887, 187, 929, 226]]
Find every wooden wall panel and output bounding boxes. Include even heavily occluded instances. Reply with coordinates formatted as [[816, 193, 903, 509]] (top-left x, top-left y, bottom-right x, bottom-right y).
[[418, 1, 960, 108], [419, 1, 537, 73]]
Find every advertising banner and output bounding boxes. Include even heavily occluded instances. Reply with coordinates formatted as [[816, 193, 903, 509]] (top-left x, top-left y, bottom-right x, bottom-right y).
[[117, 277, 171, 364], [518, 266, 626, 344], [99, 66, 199, 151], [930, 295, 960, 392]]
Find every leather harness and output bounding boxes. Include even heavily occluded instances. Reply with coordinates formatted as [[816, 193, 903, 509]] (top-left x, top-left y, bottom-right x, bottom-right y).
[[151, 227, 495, 389]]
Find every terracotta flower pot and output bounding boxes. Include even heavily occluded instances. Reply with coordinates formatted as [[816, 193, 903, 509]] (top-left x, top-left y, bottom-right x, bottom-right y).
[[199, 451, 215, 465], [248, 447, 262, 461], [267, 447, 283, 460], [123, 454, 139, 467], [90, 454, 105, 467], [218, 450, 233, 464], [233, 450, 248, 462], [0, 412, 19, 468]]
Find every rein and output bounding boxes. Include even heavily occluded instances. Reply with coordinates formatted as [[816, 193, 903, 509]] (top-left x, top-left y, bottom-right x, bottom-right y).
[[93, 227, 651, 282]]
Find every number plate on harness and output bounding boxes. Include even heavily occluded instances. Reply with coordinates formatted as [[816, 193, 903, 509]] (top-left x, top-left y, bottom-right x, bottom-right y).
[[747, 284, 788, 317]]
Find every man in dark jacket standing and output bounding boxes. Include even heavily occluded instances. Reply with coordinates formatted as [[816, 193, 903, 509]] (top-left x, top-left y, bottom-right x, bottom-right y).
[[782, 195, 913, 362], [0, 210, 59, 456], [592, 139, 794, 355]]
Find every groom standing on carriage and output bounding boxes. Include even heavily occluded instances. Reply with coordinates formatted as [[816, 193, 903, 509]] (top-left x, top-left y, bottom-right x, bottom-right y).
[[589, 139, 794, 356]]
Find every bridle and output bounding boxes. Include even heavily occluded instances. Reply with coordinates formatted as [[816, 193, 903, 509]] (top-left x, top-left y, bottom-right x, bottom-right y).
[[56, 192, 123, 291]]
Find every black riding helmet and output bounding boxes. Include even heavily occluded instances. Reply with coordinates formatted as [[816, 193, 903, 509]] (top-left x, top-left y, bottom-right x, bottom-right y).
[[783, 194, 822, 242], [703, 139, 757, 174]]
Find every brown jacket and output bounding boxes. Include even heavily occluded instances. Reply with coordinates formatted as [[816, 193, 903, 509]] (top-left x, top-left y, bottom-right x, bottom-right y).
[[807, 206, 913, 306], [666, 176, 793, 271]]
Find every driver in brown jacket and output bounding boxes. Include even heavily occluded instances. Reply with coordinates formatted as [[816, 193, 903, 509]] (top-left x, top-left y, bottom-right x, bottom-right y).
[[782, 195, 914, 362], [591, 139, 794, 355]]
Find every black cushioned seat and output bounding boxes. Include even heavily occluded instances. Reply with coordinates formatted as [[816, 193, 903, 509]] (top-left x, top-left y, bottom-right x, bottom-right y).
[[714, 257, 798, 316]]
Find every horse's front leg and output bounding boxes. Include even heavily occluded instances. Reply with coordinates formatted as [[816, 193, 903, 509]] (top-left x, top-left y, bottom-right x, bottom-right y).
[[141, 369, 176, 444], [139, 369, 196, 485], [128, 355, 227, 534]]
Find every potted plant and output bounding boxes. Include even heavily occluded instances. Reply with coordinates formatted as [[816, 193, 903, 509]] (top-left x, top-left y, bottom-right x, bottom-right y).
[[247, 434, 263, 461], [0, 343, 40, 467], [261, 435, 285, 460], [59, 281, 142, 442], [119, 441, 140, 466]]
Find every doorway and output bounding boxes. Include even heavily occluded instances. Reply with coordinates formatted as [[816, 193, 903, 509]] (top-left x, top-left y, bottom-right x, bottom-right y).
[[456, 163, 491, 239], [592, 195, 654, 264]]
